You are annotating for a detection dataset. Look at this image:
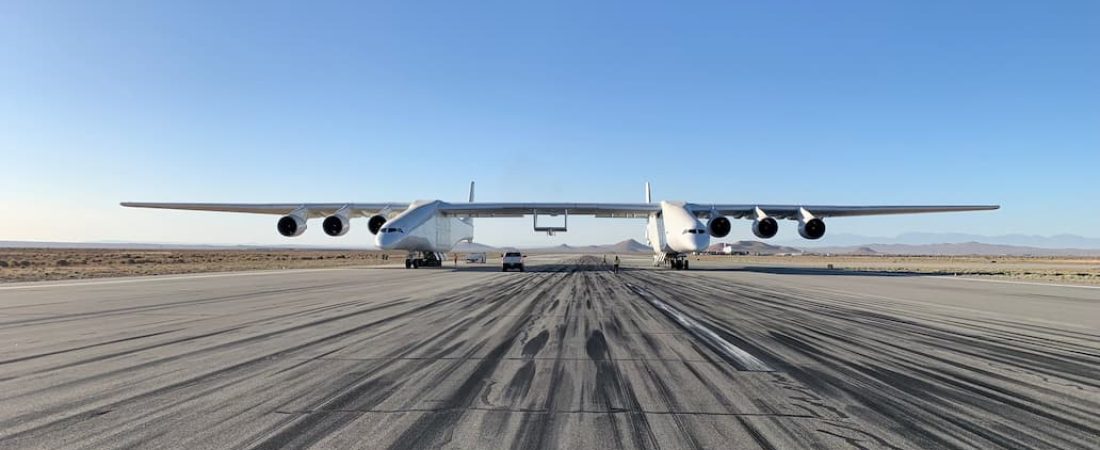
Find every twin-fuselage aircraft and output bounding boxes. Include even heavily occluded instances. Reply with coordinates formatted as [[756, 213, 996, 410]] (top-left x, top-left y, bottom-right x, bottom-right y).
[[123, 182, 998, 270]]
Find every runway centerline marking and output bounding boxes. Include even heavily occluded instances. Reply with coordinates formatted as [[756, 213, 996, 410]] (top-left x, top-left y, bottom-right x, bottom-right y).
[[626, 283, 772, 372]]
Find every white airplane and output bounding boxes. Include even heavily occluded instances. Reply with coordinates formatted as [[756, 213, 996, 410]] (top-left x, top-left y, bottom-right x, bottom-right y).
[[122, 182, 998, 270]]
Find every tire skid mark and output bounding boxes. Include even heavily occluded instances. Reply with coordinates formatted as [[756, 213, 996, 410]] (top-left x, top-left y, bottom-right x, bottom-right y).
[[0, 329, 180, 366], [0, 280, 367, 328], [623, 282, 772, 372], [639, 266, 1100, 449], [6, 258, 1092, 449], [245, 267, 569, 449], [0, 289, 485, 438]]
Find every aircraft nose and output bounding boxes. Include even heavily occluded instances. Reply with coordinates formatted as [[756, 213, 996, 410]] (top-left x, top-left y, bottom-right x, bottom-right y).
[[675, 229, 710, 253], [375, 229, 401, 249]]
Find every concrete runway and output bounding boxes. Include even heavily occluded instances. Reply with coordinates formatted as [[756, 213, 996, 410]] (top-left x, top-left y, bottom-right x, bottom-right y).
[[0, 256, 1097, 449]]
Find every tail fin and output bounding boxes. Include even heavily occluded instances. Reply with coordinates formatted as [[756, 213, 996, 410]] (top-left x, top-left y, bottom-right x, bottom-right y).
[[645, 182, 652, 203], [468, 181, 475, 203]]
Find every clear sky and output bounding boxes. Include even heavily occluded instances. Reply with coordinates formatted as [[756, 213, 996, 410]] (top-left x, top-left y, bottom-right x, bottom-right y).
[[1, 1, 1098, 247]]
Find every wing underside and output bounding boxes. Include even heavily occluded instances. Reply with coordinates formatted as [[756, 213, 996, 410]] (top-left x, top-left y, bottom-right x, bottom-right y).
[[119, 202, 408, 218], [122, 202, 998, 220], [692, 204, 1000, 219]]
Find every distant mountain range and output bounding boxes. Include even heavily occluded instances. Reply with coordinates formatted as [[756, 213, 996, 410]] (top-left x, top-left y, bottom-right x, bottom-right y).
[[707, 241, 803, 255], [516, 239, 653, 254], [793, 232, 1100, 249], [805, 242, 1100, 257], [6, 236, 1100, 256]]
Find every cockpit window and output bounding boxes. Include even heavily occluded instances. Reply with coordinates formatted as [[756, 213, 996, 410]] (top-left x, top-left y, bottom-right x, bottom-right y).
[[683, 229, 706, 234], [382, 228, 404, 233]]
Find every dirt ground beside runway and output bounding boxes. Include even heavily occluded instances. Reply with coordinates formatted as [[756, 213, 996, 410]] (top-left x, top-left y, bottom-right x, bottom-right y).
[[3, 248, 1099, 285], [696, 254, 1100, 285], [0, 249, 403, 283]]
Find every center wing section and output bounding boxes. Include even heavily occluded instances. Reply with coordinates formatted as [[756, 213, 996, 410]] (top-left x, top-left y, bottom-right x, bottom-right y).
[[439, 203, 658, 218]]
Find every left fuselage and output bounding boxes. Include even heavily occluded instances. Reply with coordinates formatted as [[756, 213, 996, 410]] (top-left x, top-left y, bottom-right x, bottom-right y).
[[374, 200, 473, 252]]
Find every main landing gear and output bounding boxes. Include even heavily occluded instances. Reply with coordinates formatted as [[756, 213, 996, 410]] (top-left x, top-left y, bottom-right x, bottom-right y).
[[666, 254, 690, 271], [405, 251, 444, 269]]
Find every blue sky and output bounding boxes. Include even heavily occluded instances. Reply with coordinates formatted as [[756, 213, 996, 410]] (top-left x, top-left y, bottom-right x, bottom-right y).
[[1, 1, 1097, 246]]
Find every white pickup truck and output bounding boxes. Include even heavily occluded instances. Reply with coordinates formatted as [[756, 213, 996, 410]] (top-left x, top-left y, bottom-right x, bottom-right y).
[[502, 252, 525, 272]]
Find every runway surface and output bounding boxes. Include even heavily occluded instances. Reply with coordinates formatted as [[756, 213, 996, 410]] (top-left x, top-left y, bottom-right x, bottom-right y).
[[0, 256, 1097, 449]]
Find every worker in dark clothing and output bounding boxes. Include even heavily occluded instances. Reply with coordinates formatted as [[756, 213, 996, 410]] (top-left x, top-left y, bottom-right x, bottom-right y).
[[613, 255, 620, 273]]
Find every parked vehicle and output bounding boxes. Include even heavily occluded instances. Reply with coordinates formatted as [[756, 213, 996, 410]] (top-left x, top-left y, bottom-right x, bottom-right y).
[[502, 252, 525, 272]]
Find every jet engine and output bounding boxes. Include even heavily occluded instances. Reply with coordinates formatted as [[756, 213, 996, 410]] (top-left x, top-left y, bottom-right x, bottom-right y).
[[798, 218, 826, 240], [707, 216, 731, 238], [367, 215, 387, 235], [322, 215, 350, 237], [277, 215, 307, 237], [752, 217, 779, 239]]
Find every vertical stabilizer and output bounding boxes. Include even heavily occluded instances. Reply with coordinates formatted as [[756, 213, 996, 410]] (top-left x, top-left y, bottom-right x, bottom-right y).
[[468, 181, 475, 203], [645, 182, 652, 204]]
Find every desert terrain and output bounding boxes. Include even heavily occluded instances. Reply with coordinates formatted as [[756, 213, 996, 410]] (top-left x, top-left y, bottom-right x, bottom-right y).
[[2, 248, 1099, 285], [698, 254, 1100, 285], [0, 249, 403, 283]]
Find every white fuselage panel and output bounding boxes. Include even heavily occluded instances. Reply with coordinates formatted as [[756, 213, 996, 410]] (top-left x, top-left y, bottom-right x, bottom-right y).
[[375, 201, 473, 252], [656, 201, 709, 254]]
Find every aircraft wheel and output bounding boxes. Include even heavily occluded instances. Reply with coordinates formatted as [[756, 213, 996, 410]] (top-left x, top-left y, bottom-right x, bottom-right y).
[[684, 260, 689, 270], [405, 259, 411, 269], [412, 259, 420, 269]]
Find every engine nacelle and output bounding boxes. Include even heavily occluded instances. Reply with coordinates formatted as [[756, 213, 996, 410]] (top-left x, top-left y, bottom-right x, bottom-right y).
[[752, 217, 779, 239], [798, 218, 826, 240], [277, 215, 307, 237], [367, 215, 387, 235], [322, 215, 350, 237], [707, 216, 731, 238]]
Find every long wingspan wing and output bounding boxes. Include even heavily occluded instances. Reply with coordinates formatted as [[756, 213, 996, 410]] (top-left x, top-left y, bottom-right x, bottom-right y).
[[690, 204, 999, 219], [120, 202, 408, 218], [122, 202, 997, 220], [438, 203, 659, 218]]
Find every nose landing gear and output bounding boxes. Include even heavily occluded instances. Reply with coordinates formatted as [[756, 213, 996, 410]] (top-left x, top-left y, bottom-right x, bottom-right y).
[[664, 254, 690, 270], [404, 251, 444, 269]]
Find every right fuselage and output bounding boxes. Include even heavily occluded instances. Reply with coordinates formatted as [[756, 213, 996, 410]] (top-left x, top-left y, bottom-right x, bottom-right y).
[[645, 201, 709, 255]]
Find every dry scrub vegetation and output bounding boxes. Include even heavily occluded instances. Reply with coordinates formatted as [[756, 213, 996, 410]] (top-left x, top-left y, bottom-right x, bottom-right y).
[[699, 254, 1100, 285], [0, 249, 403, 283]]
